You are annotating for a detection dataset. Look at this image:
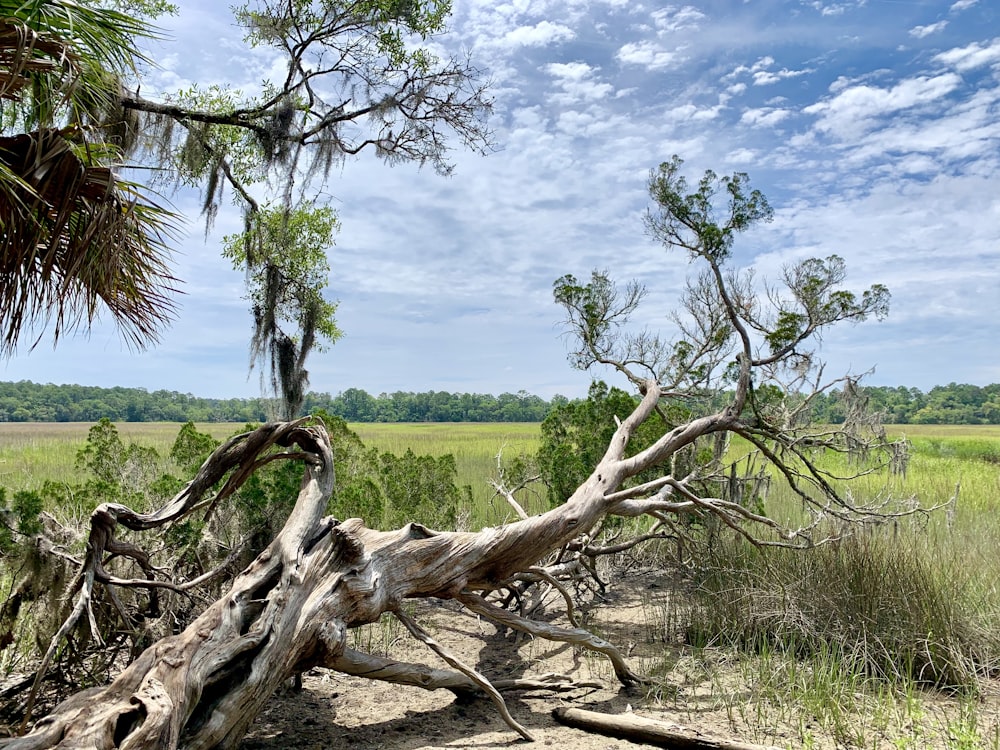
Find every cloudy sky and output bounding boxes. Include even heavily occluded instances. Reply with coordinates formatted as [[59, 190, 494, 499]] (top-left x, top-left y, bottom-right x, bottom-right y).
[[3, 0, 999, 400]]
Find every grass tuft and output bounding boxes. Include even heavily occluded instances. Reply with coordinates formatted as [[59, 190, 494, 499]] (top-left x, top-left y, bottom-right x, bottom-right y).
[[687, 528, 1000, 692]]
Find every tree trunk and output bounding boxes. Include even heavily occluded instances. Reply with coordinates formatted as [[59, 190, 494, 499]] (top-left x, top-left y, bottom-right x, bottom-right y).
[[2, 419, 642, 750]]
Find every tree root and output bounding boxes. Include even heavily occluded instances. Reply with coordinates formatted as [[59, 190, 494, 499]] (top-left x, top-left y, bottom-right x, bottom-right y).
[[457, 591, 648, 686]]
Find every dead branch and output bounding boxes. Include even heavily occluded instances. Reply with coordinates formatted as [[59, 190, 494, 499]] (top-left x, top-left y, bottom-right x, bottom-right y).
[[456, 592, 646, 686], [393, 609, 533, 741], [329, 648, 600, 694], [552, 707, 782, 750]]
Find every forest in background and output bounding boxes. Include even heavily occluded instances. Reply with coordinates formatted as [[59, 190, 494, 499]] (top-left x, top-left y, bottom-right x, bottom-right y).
[[0, 382, 558, 423], [0, 380, 998, 424]]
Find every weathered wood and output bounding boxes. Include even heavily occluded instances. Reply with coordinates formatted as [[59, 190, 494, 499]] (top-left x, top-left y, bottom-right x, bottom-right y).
[[551, 707, 782, 750], [3, 412, 664, 750], [330, 649, 601, 694]]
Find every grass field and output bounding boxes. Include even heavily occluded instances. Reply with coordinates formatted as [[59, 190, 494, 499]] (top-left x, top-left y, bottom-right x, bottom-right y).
[[2, 420, 997, 521]]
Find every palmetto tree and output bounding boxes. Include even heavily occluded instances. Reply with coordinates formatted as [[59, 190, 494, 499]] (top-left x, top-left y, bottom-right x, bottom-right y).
[[0, 0, 179, 355]]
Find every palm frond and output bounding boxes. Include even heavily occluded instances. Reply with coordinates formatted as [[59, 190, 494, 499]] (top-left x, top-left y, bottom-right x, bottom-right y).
[[0, 127, 181, 354]]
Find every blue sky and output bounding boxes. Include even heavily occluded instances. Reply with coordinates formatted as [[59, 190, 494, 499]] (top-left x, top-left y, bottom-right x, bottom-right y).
[[3, 0, 999, 399]]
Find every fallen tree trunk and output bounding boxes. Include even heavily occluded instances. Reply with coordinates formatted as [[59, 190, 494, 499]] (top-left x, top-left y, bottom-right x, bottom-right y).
[[2, 410, 670, 749], [552, 707, 782, 750], [2, 343, 885, 749]]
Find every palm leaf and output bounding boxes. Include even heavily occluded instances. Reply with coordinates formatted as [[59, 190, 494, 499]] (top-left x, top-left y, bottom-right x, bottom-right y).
[[0, 127, 180, 354], [0, 3, 180, 353]]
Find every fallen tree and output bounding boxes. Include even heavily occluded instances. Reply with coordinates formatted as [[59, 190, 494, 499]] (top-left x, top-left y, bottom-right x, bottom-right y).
[[1, 158, 912, 749]]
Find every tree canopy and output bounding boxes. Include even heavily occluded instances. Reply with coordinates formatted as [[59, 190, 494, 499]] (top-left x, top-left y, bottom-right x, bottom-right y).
[[0, 380, 561, 422]]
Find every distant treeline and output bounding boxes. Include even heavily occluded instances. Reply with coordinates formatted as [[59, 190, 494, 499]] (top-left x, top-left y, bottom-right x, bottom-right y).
[[0, 380, 998, 424], [0, 382, 563, 423], [810, 383, 1000, 425]]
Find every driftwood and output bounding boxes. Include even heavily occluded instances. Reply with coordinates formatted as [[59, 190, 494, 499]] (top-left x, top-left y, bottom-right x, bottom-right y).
[[552, 707, 782, 750], [2, 403, 680, 750]]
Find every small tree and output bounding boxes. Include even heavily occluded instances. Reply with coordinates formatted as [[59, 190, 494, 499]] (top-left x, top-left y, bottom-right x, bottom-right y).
[[222, 202, 342, 419], [3, 160, 912, 750]]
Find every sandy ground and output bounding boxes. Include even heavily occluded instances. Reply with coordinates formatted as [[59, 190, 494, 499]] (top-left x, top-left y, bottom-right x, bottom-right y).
[[238, 571, 794, 750]]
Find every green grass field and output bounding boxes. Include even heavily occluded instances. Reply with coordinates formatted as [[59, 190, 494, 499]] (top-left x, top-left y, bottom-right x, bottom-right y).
[[2, 420, 997, 522]]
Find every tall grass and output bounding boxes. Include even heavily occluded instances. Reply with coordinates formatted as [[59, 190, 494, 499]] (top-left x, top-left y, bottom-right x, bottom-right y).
[[0, 422, 239, 494], [688, 528, 1000, 689], [660, 425, 1000, 747]]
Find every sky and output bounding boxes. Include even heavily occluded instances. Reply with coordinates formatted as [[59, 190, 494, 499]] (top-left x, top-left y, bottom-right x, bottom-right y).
[[3, 0, 999, 400]]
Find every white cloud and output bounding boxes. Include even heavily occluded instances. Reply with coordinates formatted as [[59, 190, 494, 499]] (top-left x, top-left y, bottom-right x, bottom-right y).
[[933, 38, 1000, 71], [650, 5, 706, 33], [828, 75, 853, 93], [725, 148, 758, 165], [804, 73, 963, 138], [728, 56, 775, 78], [909, 21, 948, 39], [502, 20, 575, 48], [844, 84, 1000, 166], [740, 107, 792, 127], [616, 40, 683, 70], [727, 56, 811, 86], [543, 61, 615, 102], [668, 102, 726, 122], [752, 67, 812, 86], [950, 0, 978, 11]]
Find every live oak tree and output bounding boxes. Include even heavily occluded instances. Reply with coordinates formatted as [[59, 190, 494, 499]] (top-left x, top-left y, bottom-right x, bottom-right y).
[[123, 0, 492, 417], [0, 159, 910, 750], [0, 0, 493, 416]]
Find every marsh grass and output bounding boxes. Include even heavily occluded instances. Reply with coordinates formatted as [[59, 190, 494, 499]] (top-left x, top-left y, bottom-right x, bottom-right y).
[[0, 421, 544, 534], [0, 422, 240, 494], [660, 424, 1000, 748]]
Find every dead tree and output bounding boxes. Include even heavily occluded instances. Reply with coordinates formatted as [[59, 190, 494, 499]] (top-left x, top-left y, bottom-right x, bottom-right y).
[[2, 159, 913, 748]]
